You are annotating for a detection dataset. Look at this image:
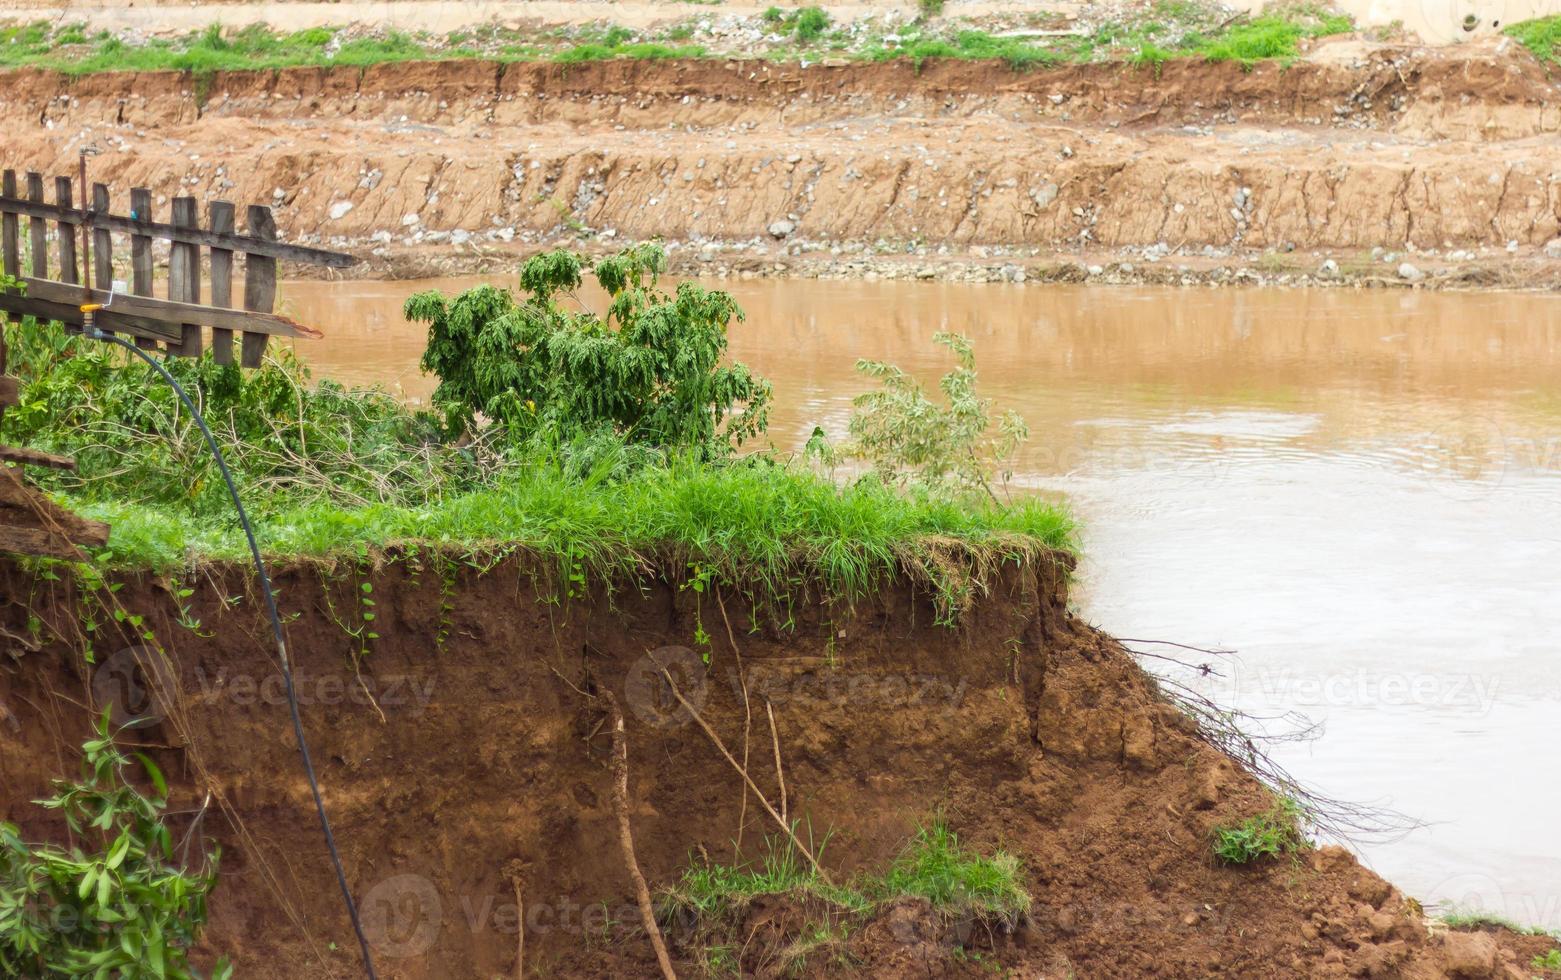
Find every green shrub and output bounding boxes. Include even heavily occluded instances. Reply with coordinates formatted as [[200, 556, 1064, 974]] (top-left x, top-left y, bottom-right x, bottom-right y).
[[919, 0, 946, 17], [407, 243, 770, 455], [0, 713, 227, 978], [1212, 799, 1307, 864], [761, 5, 786, 23], [846, 331, 1028, 499], [794, 7, 831, 41]]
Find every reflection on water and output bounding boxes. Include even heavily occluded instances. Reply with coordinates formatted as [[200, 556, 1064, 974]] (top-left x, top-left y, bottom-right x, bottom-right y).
[[281, 277, 1561, 929]]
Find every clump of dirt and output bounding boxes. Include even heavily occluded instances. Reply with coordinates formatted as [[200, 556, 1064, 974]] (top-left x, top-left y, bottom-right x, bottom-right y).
[[0, 550, 1553, 977]]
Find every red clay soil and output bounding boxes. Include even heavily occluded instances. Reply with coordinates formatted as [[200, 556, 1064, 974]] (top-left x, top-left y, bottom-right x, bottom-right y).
[[0, 551, 1555, 978]]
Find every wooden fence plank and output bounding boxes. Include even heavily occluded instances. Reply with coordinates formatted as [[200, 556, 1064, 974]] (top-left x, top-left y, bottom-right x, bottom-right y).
[[168, 197, 201, 356], [0, 194, 353, 268], [1, 171, 17, 280], [26, 173, 46, 279], [0, 444, 76, 470], [129, 188, 156, 350], [54, 176, 77, 286], [17, 277, 311, 340], [0, 292, 180, 342], [242, 204, 278, 368], [208, 201, 235, 365], [91, 183, 113, 289]]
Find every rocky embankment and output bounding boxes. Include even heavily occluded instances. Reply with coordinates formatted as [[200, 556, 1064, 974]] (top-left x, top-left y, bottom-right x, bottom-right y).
[[2, 39, 1560, 287]]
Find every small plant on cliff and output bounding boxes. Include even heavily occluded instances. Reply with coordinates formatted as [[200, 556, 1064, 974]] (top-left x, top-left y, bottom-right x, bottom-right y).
[[1212, 798, 1307, 864], [877, 821, 1032, 927], [1533, 949, 1561, 971], [845, 332, 1028, 500], [0, 712, 227, 978], [407, 242, 771, 455]]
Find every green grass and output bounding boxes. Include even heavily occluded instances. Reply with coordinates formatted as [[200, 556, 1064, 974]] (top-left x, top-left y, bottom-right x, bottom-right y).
[[1534, 949, 1561, 971], [1438, 908, 1560, 937], [1198, 12, 1352, 65], [1212, 799, 1307, 864], [659, 821, 1031, 968], [1506, 15, 1561, 62], [554, 41, 707, 63], [78, 458, 1074, 616], [0, 6, 1356, 76], [876, 822, 1031, 926]]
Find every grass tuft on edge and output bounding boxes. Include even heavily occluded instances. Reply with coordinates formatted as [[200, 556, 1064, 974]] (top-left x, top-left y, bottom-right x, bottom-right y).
[[74, 459, 1075, 618]]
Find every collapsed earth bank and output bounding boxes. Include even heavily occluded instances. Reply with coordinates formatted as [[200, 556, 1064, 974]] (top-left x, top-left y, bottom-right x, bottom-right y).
[[0, 552, 1555, 977]]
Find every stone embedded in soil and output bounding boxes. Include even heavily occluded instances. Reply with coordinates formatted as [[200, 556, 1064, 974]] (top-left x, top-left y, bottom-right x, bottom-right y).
[[1440, 930, 1500, 977]]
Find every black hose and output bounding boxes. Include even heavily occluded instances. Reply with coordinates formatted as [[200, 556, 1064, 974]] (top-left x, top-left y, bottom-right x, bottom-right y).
[[84, 327, 380, 980]]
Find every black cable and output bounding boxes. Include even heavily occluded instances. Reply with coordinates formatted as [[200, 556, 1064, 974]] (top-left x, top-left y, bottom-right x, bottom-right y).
[[84, 327, 379, 980]]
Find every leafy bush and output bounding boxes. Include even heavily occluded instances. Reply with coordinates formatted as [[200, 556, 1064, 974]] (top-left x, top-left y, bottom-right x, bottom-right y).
[[0, 713, 227, 979], [794, 7, 831, 41], [1212, 799, 1307, 864], [761, 5, 786, 23], [919, 0, 946, 18], [845, 332, 1028, 499], [0, 315, 468, 516], [407, 243, 770, 456]]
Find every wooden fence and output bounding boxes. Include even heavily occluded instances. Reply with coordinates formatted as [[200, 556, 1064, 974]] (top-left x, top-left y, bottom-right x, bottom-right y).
[[0, 168, 357, 558], [0, 168, 355, 367]]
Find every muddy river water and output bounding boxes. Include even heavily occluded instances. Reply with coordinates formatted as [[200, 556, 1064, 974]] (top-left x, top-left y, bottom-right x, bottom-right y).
[[280, 276, 1561, 931]]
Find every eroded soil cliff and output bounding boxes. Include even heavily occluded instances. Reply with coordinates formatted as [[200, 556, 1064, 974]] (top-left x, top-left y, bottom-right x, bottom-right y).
[[1, 553, 1555, 977]]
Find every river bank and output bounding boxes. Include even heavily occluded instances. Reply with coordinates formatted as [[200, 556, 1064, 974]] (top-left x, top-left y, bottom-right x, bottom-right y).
[[3, 41, 1561, 292]]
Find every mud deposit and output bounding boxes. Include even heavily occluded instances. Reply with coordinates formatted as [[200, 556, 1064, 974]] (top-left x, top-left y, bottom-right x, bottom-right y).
[[3, 45, 1561, 285], [0, 554, 1554, 977]]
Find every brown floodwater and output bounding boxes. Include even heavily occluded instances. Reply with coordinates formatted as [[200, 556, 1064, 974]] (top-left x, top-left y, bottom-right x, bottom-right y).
[[278, 276, 1561, 931]]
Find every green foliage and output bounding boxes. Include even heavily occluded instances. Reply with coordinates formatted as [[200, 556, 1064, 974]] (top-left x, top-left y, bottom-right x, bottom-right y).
[[1200, 11, 1351, 65], [918, 0, 946, 18], [846, 332, 1028, 499], [1506, 16, 1561, 62], [876, 822, 1031, 926], [1534, 949, 1561, 970], [793, 7, 831, 41], [660, 821, 1030, 969], [554, 41, 706, 63], [79, 453, 1075, 620], [1212, 799, 1307, 864], [0, 315, 466, 517], [864, 30, 1065, 71], [408, 243, 770, 455], [658, 835, 869, 924], [761, 6, 786, 23], [0, 712, 226, 979]]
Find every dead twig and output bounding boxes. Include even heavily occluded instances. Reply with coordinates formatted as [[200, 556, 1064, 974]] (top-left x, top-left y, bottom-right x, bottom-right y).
[[765, 697, 788, 827], [658, 667, 827, 882], [599, 690, 677, 980], [716, 590, 754, 859]]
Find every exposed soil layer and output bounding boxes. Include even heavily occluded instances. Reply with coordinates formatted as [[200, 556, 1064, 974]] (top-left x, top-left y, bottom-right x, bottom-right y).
[[3, 43, 1561, 288], [0, 552, 1554, 977]]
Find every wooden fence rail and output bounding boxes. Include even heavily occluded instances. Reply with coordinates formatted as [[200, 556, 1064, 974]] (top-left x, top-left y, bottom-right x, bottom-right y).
[[0, 168, 354, 367]]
